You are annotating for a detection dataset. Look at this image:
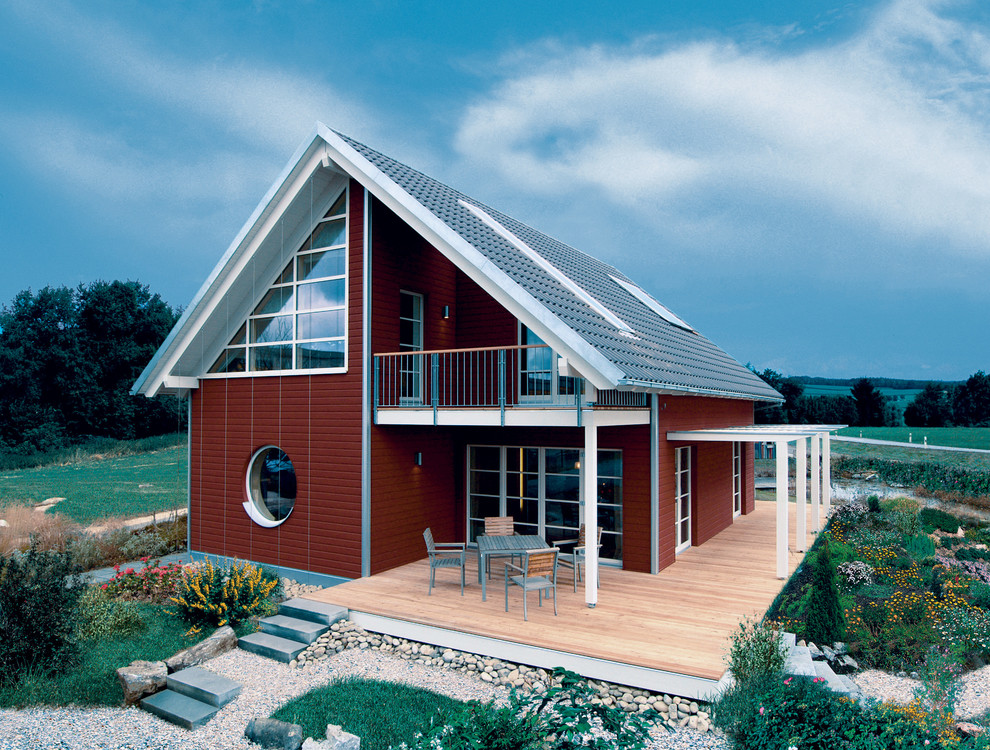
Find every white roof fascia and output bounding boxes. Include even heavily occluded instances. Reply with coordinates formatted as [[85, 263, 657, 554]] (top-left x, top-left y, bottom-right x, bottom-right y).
[[316, 124, 624, 390], [133, 129, 331, 397], [616, 377, 784, 402]]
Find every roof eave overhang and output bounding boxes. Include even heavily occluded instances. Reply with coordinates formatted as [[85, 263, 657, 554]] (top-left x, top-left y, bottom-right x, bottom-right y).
[[133, 127, 333, 397], [615, 377, 784, 403]]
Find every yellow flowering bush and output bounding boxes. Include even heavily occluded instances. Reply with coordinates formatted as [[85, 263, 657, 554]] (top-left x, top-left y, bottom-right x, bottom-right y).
[[170, 560, 279, 629]]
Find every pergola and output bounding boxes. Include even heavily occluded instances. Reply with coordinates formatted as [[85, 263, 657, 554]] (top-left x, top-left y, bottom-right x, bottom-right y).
[[666, 425, 845, 579]]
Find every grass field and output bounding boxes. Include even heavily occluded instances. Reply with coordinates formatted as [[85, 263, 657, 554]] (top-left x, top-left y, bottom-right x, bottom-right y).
[[0, 442, 187, 524], [836, 426, 990, 450]]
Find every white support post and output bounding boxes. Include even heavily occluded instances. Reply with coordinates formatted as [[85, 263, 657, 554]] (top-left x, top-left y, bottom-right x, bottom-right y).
[[823, 433, 832, 520], [583, 416, 599, 607], [775, 440, 789, 580], [811, 433, 822, 532], [796, 437, 807, 552]]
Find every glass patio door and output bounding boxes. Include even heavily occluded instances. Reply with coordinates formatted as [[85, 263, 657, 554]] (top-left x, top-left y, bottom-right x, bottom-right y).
[[467, 445, 622, 562]]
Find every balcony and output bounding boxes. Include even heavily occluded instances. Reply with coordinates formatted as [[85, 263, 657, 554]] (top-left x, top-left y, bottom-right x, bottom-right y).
[[373, 345, 649, 427]]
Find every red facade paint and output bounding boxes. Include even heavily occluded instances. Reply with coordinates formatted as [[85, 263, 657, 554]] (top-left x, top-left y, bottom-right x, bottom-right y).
[[187, 182, 761, 582], [187, 182, 366, 579]]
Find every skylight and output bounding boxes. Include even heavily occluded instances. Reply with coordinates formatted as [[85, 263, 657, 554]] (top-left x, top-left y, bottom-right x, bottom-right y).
[[609, 275, 695, 333], [459, 199, 636, 337]]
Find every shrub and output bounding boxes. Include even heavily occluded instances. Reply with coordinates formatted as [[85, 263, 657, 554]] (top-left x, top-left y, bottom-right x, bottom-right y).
[[804, 541, 844, 646], [726, 617, 786, 685], [957, 547, 990, 562], [0, 540, 85, 683], [837, 560, 874, 588], [904, 534, 936, 559], [831, 500, 868, 524], [867, 494, 882, 513], [103, 558, 186, 603], [969, 581, 990, 610], [934, 606, 990, 668], [920, 507, 962, 534], [398, 668, 657, 750], [76, 587, 145, 641], [889, 497, 921, 536], [170, 560, 279, 629], [712, 674, 954, 750]]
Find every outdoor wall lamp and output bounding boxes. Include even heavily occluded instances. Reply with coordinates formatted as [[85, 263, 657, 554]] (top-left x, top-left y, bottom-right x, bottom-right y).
[[414, 452, 423, 466], [442, 305, 450, 319]]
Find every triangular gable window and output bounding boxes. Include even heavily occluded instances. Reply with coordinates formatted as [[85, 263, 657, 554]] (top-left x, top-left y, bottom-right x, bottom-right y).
[[208, 188, 348, 374]]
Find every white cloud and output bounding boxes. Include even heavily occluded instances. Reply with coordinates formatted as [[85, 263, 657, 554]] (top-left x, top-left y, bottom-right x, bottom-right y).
[[454, 0, 990, 256]]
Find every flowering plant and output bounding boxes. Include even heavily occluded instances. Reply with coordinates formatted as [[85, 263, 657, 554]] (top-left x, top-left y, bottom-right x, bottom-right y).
[[102, 557, 186, 603], [837, 560, 875, 588]]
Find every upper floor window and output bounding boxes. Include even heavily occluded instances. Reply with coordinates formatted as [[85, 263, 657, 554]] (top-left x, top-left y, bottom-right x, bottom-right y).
[[209, 190, 348, 374]]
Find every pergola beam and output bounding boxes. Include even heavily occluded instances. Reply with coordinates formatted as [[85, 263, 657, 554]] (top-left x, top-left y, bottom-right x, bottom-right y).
[[666, 425, 843, 579]]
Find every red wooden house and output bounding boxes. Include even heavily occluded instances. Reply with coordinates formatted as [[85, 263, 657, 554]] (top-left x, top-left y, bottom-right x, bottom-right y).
[[135, 125, 798, 607]]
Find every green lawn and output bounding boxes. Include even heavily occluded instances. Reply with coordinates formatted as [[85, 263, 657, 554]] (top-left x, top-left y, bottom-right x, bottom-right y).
[[272, 677, 465, 750], [0, 443, 187, 524], [0, 602, 198, 708], [836, 426, 990, 450]]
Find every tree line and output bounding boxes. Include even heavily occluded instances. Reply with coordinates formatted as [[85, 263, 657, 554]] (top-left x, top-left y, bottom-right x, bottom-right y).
[[753, 368, 990, 427], [0, 281, 182, 457]]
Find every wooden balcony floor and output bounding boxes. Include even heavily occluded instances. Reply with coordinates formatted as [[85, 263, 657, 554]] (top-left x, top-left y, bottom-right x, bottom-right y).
[[305, 501, 810, 698]]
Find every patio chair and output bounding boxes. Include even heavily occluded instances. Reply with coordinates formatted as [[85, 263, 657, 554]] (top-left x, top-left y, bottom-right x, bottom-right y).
[[504, 547, 558, 621], [553, 524, 603, 592], [482, 515, 519, 579], [423, 528, 466, 596]]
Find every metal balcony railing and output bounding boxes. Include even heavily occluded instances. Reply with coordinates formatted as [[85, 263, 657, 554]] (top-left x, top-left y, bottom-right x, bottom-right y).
[[373, 345, 648, 424]]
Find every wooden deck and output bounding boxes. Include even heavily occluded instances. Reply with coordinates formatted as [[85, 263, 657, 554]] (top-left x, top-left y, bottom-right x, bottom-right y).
[[306, 501, 810, 699]]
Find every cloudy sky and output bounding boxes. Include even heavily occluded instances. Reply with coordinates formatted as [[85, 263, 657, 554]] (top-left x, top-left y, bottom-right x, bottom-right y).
[[1, 0, 987, 380]]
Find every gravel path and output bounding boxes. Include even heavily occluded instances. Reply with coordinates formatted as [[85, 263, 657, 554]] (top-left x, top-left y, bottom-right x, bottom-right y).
[[0, 648, 730, 750], [854, 664, 990, 720]]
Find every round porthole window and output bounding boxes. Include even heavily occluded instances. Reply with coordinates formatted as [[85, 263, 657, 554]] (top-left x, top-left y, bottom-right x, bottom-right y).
[[243, 446, 297, 527]]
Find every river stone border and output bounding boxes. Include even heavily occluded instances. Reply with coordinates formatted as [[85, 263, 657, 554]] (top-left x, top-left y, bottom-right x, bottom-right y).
[[281, 580, 711, 733]]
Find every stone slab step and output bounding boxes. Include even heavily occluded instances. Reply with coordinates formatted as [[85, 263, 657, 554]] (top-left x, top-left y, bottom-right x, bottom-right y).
[[278, 598, 348, 626], [168, 666, 241, 707], [260, 614, 329, 645], [238, 631, 308, 663], [141, 689, 219, 729], [781, 631, 797, 649], [785, 645, 817, 678], [813, 661, 861, 698]]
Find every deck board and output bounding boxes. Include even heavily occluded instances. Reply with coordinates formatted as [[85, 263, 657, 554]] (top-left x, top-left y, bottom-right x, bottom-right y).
[[306, 501, 809, 688]]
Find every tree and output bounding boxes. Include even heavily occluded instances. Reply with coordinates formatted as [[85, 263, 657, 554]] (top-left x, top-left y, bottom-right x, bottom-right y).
[[0, 281, 181, 454], [795, 395, 857, 425], [851, 378, 888, 427], [752, 367, 803, 424], [952, 371, 990, 427], [904, 383, 953, 427], [804, 539, 844, 646]]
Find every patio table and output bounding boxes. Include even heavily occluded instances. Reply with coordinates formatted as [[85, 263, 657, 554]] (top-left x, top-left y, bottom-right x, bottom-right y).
[[476, 534, 548, 601]]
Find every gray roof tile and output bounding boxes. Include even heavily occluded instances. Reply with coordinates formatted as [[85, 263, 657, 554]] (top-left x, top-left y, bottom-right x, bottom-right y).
[[339, 130, 779, 402]]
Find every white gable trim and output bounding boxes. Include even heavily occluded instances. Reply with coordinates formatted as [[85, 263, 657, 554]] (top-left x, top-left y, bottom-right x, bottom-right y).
[[315, 124, 625, 391]]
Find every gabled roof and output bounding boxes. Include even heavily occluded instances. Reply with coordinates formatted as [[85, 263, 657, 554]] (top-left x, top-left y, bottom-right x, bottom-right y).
[[134, 124, 781, 403]]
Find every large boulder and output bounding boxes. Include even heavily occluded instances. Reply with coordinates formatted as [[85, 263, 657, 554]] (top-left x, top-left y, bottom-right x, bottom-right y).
[[116, 660, 167, 705], [165, 625, 237, 672], [245, 718, 304, 750]]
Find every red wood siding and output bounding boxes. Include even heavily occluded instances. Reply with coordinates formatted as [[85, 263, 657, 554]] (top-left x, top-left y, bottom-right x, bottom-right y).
[[657, 396, 755, 571], [187, 181, 366, 580]]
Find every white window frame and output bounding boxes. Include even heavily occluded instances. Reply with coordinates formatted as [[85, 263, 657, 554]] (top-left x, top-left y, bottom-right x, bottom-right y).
[[732, 442, 743, 518], [398, 290, 424, 403], [675, 446, 692, 553], [205, 187, 349, 377], [517, 324, 582, 404], [466, 444, 623, 562]]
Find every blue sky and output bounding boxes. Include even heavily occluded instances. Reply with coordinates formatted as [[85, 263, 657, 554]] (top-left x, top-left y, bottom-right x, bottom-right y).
[[1, 0, 987, 380]]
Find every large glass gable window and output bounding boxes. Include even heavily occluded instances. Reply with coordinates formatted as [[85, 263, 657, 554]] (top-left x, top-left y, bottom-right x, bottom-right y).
[[210, 190, 348, 374]]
